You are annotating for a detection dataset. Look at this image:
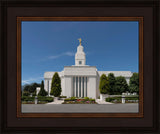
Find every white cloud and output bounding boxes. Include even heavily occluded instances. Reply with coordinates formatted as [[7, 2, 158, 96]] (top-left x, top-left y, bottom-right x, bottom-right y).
[[22, 77, 43, 85], [48, 55, 61, 59], [65, 52, 75, 56], [48, 51, 75, 60]]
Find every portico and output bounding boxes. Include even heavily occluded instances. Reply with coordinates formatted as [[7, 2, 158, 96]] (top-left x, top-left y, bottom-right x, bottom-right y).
[[62, 66, 97, 98]]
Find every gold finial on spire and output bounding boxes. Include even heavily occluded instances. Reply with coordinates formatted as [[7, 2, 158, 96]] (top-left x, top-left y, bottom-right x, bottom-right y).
[[78, 38, 82, 46]]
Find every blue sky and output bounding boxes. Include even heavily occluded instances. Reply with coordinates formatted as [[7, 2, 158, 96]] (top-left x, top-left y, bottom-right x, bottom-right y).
[[22, 21, 139, 85]]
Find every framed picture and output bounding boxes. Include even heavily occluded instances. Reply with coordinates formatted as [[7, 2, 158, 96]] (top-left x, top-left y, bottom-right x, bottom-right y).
[[1, 0, 159, 133], [17, 17, 143, 118]]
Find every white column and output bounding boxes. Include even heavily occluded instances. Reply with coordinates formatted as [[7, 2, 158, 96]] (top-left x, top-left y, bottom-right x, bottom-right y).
[[84, 77, 86, 97], [79, 77, 81, 97], [74, 77, 76, 97], [81, 77, 83, 98], [78, 77, 79, 97], [72, 77, 73, 97], [86, 77, 87, 97]]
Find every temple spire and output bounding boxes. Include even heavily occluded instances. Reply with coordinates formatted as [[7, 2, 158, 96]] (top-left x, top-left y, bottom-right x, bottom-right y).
[[78, 38, 82, 46], [75, 38, 86, 66]]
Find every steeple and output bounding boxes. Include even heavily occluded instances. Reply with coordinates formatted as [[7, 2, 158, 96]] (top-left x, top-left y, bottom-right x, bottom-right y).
[[75, 38, 86, 66]]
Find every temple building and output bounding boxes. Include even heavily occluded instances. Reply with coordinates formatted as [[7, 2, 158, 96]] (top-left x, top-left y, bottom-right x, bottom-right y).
[[44, 39, 132, 99]]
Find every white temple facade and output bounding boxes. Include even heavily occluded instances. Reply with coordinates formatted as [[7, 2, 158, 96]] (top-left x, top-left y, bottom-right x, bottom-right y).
[[44, 39, 133, 99]]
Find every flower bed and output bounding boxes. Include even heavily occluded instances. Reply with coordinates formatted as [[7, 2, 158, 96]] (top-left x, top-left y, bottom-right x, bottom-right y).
[[63, 97, 97, 104]]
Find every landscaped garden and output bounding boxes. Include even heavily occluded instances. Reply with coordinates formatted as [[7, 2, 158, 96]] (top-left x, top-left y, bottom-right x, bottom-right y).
[[62, 97, 97, 104], [21, 72, 139, 104], [105, 95, 139, 103]]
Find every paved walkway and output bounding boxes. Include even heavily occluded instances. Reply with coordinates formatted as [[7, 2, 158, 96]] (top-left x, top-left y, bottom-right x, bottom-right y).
[[96, 99, 113, 104], [22, 103, 138, 113], [46, 99, 113, 105], [46, 98, 64, 104]]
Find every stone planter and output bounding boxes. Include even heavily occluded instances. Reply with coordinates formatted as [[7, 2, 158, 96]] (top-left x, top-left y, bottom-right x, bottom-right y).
[[100, 94, 109, 101]]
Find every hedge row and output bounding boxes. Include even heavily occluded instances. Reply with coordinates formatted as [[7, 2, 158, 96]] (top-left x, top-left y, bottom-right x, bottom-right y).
[[59, 96, 67, 98], [125, 97, 139, 100], [21, 96, 35, 101], [105, 97, 121, 102], [106, 97, 139, 102], [123, 95, 139, 98], [38, 97, 54, 102], [21, 96, 54, 102], [64, 97, 76, 101]]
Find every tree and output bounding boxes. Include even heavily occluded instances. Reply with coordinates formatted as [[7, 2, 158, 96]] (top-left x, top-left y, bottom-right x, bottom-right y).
[[50, 72, 62, 97], [99, 74, 110, 94], [115, 76, 129, 94], [129, 73, 139, 93], [23, 83, 40, 93], [108, 73, 116, 95], [23, 84, 30, 92], [38, 80, 48, 96], [22, 91, 30, 96], [32, 90, 37, 96], [29, 83, 40, 93]]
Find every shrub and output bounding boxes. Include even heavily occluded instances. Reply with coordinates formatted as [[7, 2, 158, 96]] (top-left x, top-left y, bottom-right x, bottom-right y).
[[125, 95, 139, 98], [37, 96, 54, 102], [64, 98, 71, 101], [22, 91, 30, 96], [105, 98, 114, 102], [64, 97, 76, 101], [125, 97, 139, 100], [70, 97, 76, 100], [89, 98, 95, 102], [59, 96, 67, 98], [21, 96, 35, 101], [105, 97, 121, 102], [105, 96, 138, 103], [84, 97, 89, 101]]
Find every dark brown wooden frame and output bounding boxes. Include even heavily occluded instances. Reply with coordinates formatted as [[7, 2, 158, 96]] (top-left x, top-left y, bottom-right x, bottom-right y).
[[17, 16, 143, 118], [1, 0, 159, 133]]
